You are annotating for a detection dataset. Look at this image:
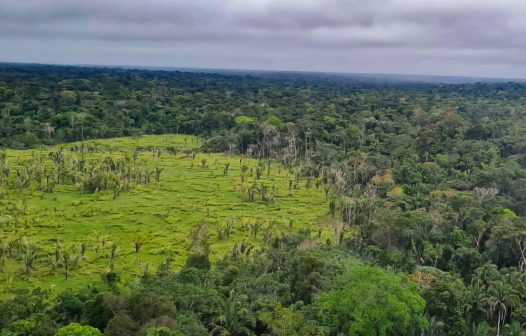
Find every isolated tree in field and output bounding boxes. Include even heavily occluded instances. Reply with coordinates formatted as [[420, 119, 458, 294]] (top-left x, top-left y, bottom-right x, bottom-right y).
[[133, 235, 145, 262], [22, 243, 38, 275], [216, 219, 234, 240], [247, 219, 261, 239], [59, 245, 79, 280], [92, 230, 103, 254], [186, 223, 211, 270], [240, 165, 248, 182], [108, 243, 119, 272], [154, 167, 163, 182], [157, 248, 174, 276], [79, 242, 87, 260]]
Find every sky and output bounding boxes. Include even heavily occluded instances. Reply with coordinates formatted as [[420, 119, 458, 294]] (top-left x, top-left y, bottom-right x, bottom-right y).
[[1, 0, 526, 78]]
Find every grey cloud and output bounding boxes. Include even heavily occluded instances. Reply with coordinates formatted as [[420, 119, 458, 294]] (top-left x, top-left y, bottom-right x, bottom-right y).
[[1, 0, 526, 78]]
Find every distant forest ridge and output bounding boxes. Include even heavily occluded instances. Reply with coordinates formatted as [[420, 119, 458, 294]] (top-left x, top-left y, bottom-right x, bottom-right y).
[[3, 61, 526, 84]]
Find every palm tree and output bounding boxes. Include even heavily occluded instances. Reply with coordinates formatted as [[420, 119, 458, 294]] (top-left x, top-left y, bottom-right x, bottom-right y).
[[156, 248, 173, 276], [79, 242, 87, 260], [465, 280, 486, 326], [210, 290, 254, 336], [154, 167, 163, 182], [59, 245, 78, 280], [108, 243, 119, 272], [133, 235, 145, 262], [92, 230, 105, 254], [22, 244, 38, 275], [483, 282, 520, 336], [466, 322, 494, 336], [502, 321, 526, 336], [424, 316, 444, 336]]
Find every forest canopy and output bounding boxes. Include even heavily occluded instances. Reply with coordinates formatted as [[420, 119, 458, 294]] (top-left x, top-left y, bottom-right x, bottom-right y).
[[2, 63, 526, 335]]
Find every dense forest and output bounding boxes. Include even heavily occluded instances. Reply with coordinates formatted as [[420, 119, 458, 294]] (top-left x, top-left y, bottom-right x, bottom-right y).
[[2, 63, 526, 335]]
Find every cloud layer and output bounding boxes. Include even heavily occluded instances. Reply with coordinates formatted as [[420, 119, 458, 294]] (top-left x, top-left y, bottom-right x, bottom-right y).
[[1, 0, 526, 78]]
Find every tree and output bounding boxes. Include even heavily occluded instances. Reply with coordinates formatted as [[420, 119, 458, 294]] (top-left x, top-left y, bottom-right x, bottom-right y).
[[133, 235, 145, 262], [259, 302, 318, 336], [104, 313, 138, 336], [483, 282, 520, 336], [21, 243, 38, 275], [56, 323, 103, 336], [315, 263, 428, 336], [146, 327, 183, 336], [107, 243, 119, 272], [210, 290, 254, 336], [502, 321, 526, 336], [422, 276, 468, 336], [486, 218, 526, 268], [58, 245, 79, 280], [473, 187, 499, 204]]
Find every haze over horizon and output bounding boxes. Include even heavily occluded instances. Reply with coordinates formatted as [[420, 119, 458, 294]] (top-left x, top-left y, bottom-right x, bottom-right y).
[[2, 0, 526, 79]]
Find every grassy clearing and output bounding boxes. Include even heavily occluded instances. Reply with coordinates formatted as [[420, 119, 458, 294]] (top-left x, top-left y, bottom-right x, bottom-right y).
[[0, 134, 329, 291]]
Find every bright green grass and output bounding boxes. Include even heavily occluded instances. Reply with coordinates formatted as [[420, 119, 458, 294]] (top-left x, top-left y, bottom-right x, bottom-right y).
[[0, 135, 329, 292]]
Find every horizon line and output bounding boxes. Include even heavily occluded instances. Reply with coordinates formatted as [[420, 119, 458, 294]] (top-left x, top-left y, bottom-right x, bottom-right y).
[[1, 60, 526, 84]]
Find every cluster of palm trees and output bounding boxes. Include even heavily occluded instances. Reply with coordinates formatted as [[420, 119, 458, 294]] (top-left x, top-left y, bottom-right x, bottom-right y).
[[465, 264, 526, 336], [216, 219, 235, 240], [52, 243, 79, 279], [0, 232, 126, 281], [240, 183, 276, 204], [0, 237, 37, 275], [0, 147, 163, 199], [239, 159, 272, 183]]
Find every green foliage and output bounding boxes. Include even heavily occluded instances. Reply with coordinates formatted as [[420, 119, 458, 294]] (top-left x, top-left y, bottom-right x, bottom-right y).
[[259, 302, 318, 336], [264, 115, 284, 129], [422, 275, 468, 336], [0, 135, 327, 288], [3, 64, 526, 334], [234, 116, 255, 126], [210, 290, 255, 336], [315, 263, 428, 335], [55, 323, 102, 336], [146, 327, 182, 336]]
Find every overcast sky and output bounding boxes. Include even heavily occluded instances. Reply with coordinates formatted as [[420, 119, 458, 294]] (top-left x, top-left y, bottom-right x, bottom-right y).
[[1, 0, 526, 78]]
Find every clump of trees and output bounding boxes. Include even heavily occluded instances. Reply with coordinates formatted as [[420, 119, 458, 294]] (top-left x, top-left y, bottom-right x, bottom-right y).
[[0, 147, 162, 198], [0, 233, 428, 336]]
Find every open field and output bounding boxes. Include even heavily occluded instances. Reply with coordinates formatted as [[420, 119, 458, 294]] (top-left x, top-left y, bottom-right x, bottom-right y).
[[0, 134, 329, 291]]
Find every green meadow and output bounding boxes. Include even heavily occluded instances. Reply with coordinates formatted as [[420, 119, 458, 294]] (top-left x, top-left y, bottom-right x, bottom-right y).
[[0, 134, 329, 291]]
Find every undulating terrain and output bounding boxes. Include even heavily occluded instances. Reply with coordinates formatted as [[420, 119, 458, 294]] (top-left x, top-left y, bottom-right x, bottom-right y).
[[2, 63, 526, 335]]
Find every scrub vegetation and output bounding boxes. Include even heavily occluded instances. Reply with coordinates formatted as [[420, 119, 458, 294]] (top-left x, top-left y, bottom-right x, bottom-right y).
[[0, 134, 328, 289]]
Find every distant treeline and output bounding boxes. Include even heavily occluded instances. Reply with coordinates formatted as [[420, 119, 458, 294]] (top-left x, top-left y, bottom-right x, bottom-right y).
[[2, 63, 526, 150]]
